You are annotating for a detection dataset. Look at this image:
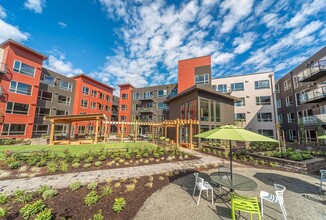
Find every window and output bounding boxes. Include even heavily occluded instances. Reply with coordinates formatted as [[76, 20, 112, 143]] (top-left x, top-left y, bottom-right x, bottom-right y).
[[320, 105, 326, 114], [59, 81, 73, 91], [58, 95, 71, 105], [217, 84, 227, 93], [158, 103, 167, 110], [215, 102, 220, 122], [256, 96, 271, 105], [120, 116, 127, 121], [285, 96, 293, 107], [121, 93, 128, 100], [255, 80, 270, 89], [276, 99, 281, 108], [257, 112, 273, 122], [81, 99, 88, 108], [293, 75, 299, 88], [35, 107, 50, 117], [200, 100, 209, 121], [231, 82, 244, 91], [99, 93, 104, 99], [287, 113, 295, 123], [54, 125, 67, 134], [99, 103, 104, 110], [258, 129, 274, 138], [78, 126, 86, 134], [157, 90, 167, 98], [289, 130, 297, 141], [143, 91, 153, 99], [278, 113, 283, 123], [195, 73, 209, 84], [33, 125, 48, 134], [295, 93, 301, 106], [91, 90, 98, 97], [235, 98, 245, 107], [9, 81, 32, 95], [106, 95, 111, 102], [284, 80, 291, 91], [275, 84, 280, 93], [82, 86, 89, 95], [121, 104, 127, 110], [90, 101, 96, 109], [133, 92, 140, 100], [235, 113, 246, 120], [105, 105, 110, 112], [6, 102, 29, 115], [2, 124, 26, 135], [13, 60, 35, 77], [38, 90, 52, 101], [56, 110, 68, 115], [132, 104, 139, 110], [40, 73, 55, 85]]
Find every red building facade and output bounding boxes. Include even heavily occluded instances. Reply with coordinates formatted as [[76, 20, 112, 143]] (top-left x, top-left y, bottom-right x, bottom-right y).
[[118, 84, 134, 135]]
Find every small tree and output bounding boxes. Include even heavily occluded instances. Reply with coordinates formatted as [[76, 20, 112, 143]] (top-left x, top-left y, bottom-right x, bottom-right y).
[[298, 118, 305, 145]]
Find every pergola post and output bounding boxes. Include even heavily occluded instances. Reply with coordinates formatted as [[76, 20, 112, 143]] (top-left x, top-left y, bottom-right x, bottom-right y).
[[50, 120, 55, 145], [176, 119, 179, 148], [67, 122, 71, 140], [189, 120, 193, 149], [95, 117, 99, 144], [121, 122, 124, 143], [133, 122, 137, 142], [164, 126, 167, 138], [104, 121, 108, 143]]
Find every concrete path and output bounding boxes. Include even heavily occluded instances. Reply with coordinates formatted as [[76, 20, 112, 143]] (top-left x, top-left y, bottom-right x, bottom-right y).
[[0, 149, 228, 194]]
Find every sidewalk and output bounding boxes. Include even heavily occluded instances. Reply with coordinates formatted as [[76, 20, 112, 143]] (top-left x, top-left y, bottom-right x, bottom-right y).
[[0, 149, 232, 194]]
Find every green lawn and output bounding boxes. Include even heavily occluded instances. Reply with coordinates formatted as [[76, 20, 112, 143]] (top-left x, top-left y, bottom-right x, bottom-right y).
[[0, 142, 154, 159]]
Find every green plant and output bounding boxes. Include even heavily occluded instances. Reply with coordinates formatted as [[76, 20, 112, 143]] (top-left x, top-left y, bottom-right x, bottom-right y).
[[112, 197, 126, 213], [260, 160, 266, 166], [95, 161, 102, 167], [42, 189, 58, 200], [125, 183, 135, 192], [14, 190, 33, 203], [34, 208, 53, 220], [84, 163, 92, 168], [59, 161, 69, 172], [72, 162, 80, 168], [85, 157, 94, 163], [47, 162, 58, 173], [89, 210, 104, 220], [253, 159, 259, 166], [0, 193, 8, 204], [37, 185, 51, 195], [36, 159, 47, 167], [0, 207, 7, 217], [84, 191, 99, 206], [98, 155, 106, 161], [101, 185, 113, 196], [8, 161, 21, 169], [19, 200, 46, 219], [269, 162, 279, 168], [114, 157, 120, 162], [142, 152, 149, 158], [69, 181, 82, 191], [87, 182, 98, 190]]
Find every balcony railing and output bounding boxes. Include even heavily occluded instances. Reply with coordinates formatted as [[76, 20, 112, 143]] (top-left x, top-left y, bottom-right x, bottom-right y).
[[297, 60, 326, 82], [140, 107, 153, 113], [302, 114, 326, 125], [112, 110, 118, 115], [139, 95, 153, 101], [301, 86, 326, 104], [0, 62, 7, 74]]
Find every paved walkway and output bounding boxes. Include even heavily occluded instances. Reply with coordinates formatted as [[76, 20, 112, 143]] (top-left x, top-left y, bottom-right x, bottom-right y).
[[0, 149, 229, 194]]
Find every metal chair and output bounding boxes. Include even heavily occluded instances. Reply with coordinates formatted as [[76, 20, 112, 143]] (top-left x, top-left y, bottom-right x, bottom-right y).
[[320, 170, 326, 193], [231, 192, 261, 220], [192, 173, 214, 205], [260, 184, 287, 219]]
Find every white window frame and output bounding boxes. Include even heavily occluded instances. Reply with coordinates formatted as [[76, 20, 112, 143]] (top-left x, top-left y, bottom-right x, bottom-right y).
[[278, 113, 283, 123], [58, 95, 71, 105], [5, 102, 30, 115], [90, 101, 96, 109], [35, 107, 51, 117], [33, 124, 49, 135], [287, 113, 295, 123], [285, 96, 293, 107], [256, 96, 271, 105], [289, 130, 297, 141], [255, 80, 270, 90], [81, 99, 88, 108], [82, 86, 89, 95], [9, 81, 32, 96], [195, 73, 209, 85], [1, 123, 26, 136], [38, 90, 53, 101], [257, 112, 273, 122], [121, 93, 128, 100], [276, 99, 281, 108], [157, 90, 167, 98], [121, 104, 127, 111], [284, 80, 291, 91], [13, 60, 35, 77], [59, 81, 73, 91], [91, 90, 98, 97]]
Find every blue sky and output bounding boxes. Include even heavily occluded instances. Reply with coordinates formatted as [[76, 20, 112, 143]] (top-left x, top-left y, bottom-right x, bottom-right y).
[[0, 0, 325, 93]]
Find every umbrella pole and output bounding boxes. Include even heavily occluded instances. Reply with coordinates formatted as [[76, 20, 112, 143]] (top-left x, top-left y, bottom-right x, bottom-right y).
[[229, 139, 233, 192]]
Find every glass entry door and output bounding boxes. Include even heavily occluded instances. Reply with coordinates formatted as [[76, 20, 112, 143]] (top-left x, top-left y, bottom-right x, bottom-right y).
[[180, 126, 189, 143]]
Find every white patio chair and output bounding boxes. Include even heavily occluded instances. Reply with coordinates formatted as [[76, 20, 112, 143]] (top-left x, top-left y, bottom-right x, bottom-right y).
[[320, 170, 326, 193], [192, 173, 214, 205], [260, 184, 287, 220]]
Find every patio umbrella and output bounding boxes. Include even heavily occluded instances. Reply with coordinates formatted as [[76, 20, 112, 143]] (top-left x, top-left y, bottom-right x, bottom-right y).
[[194, 125, 278, 191], [317, 135, 326, 139]]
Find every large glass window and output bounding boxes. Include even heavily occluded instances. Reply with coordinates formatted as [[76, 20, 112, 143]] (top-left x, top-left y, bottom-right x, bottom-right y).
[[255, 80, 270, 89], [284, 80, 291, 91], [13, 60, 35, 77], [256, 96, 271, 105], [231, 82, 244, 91], [121, 104, 127, 110], [9, 81, 32, 95], [195, 73, 209, 84], [59, 81, 73, 91], [41, 73, 55, 85], [90, 101, 96, 109], [81, 99, 88, 108], [287, 113, 295, 123], [56, 110, 68, 115], [35, 107, 50, 117], [121, 94, 128, 100], [82, 86, 89, 95], [257, 112, 273, 122], [143, 91, 153, 99], [58, 95, 71, 105], [38, 90, 52, 101], [200, 100, 209, 121], [235, 113, 246, 120], [133, 92, 140, 100], [217, 84, 227, 93], [33, 125, 48, 134], [189, 100, 197, 120], [235, 98, 245, 107], [276, 99, 281, 108], [215, 102, 220, 122], [158, 102, 167, 110], [285, 96, 293, 107], [157, 90, 167, 98], [258, 129, 274, 138], [6, 102, 29, 115], [2, 124, 26, 135]]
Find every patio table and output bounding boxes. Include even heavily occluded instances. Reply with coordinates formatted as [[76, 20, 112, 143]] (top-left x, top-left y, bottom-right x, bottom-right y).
[[210, 172, 258, 192]]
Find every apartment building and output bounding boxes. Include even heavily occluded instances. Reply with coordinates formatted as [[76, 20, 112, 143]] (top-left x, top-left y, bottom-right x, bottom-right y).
[[276, 46, 326, 142], [118, 84, 134, 134], [212, 72, 277, 138], [110, 95, 119, 133]]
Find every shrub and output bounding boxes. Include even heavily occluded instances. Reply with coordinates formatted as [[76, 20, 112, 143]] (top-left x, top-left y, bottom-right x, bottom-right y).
[[87, 182, 98, 190], [47, 162, 58, 173], [90, 210, 104, 220], [101, 185, 113, 196], [112, 197, 126, 213], [14, 190, 33, 203], [8, 161, 21, 169], [135, 154, 141, 159], [84, 191, 99, 206], [153, 152, 160, 158], [72, 162, 80, 168], [0, 194, 8, 204], [85, 157, 94, 163], [59, 161, 69, 172], [98, 155, 106, 161], [36, 160, 47, 167], [114, 157, 120, 162], [125, 183, 135, 192], [37, 185, 51, 195], [0, 207, 6, 217], [84, 163, 92, 168], [19, 200, 46, 219], [94, 161, 102, 167], [72, 158, 80, 163], [142, 152, 149, 158], [42, 189, 58, 200], [34, 208, 53, 220], [114, 182, 121, 188], [69, 181, 82, 191], [124, 153, 131, 160]]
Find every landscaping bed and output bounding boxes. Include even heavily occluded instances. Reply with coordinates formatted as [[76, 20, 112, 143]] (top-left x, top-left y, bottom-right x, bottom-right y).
[[0, 146, 197, 180]]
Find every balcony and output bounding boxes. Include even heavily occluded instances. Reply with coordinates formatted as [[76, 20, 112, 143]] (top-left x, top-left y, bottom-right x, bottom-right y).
[[139, 118, 153, 122], [301, 86, 326, 104], [302, 114, 326, 125], [0, 62, 7, 74], [112, 110, 118, 115], [140, 107, 153, 113], [139, 95, 153, 101], [0, 86, 3, 95], [297, 60, 326, 82]]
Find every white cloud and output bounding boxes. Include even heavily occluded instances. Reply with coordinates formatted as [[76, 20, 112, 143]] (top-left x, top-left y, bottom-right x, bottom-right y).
[[58, 22, 67, 28], [0, 19, 29, 42], [233, 32, 257, 54], [212, 52, 235, 65], [24, 0, 46, 14], [0, 5, 6, 19], [44, 49, 83, 77]]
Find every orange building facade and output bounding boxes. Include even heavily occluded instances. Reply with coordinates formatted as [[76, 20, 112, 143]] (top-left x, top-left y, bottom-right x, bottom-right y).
[[118, 84, 134, 135]]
